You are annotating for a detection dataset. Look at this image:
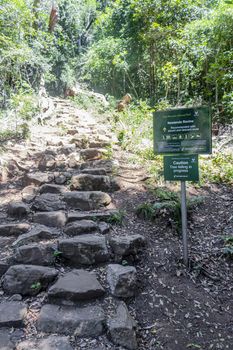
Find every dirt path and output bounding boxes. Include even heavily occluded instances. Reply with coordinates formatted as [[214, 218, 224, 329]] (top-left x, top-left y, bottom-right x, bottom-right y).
[[0, 98, 232, 350]]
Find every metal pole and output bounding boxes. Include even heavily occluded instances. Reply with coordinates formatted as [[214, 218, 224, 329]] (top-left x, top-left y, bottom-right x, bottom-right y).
[[181, 181, 188, 267]]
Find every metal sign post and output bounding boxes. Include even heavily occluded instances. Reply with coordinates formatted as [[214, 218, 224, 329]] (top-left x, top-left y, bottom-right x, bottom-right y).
[[181, 181, 188, 267]]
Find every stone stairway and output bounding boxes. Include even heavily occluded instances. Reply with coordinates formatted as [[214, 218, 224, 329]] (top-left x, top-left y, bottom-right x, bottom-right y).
[[0, 98, 145, 350]]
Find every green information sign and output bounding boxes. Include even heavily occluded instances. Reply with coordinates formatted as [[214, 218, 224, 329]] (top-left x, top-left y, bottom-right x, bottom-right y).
[[153, 107, 212, 155], [164, 154, 199, 182]]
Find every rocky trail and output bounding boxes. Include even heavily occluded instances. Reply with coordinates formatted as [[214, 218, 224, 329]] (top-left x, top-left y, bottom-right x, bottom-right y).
[[0, 98, 232, 350], [0, 98, 146, 350]]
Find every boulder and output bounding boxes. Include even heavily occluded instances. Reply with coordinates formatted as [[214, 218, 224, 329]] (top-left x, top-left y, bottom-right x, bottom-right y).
[[38, 155, 56, 171], [107, 302, 137, 350], [14, 243, 56, 266], [32, 193, 66, 212], [0, 301, 27, 328], [107, 264, 137, 298], [108, 235, 146, 260], [7, 202, 29, 218], [12, 225, 59, 247], [33, 211, 67, 227], [58, 235, 109, 266], [48, 270, 105, 302], [0, 223, 30, 237], [64, 220, 99, 236], [2, 265, 58, 296], [37, 304, 105, 337], [17, 336, 73, 350], [70, 174, 120, 192], [63, 191, 111, 211]]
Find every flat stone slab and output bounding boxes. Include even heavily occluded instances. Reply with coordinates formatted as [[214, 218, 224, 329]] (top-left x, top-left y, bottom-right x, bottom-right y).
[[14, 243, 56, 266], [80, 148, 103, 161], [37, 304, 105, 337], [23, 172, 54, 186], [12, 225, 59, 247], [58, 235, 109, 266], [70, 174, 120, 192], [33, 211, 67, 227], [108, 235, 146, 259], [67, 210, 119, 223], [0, 329, 14, 349], [63, 191, 111, 211], [48, 270, 105, 302], [107, 302, 137, 350], [107, 264, 137, 298], [39, 184, 67, 194], [0, 223, 30, 237], [0, 302, 27, 328], [32, 193, 66, 212], [2, 265, 58, 296], [17, 336, 73, 350], [64, 220, 99, 236]]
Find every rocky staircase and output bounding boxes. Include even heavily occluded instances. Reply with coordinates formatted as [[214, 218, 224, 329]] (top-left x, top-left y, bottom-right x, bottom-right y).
[[0, 98, 145, 350]]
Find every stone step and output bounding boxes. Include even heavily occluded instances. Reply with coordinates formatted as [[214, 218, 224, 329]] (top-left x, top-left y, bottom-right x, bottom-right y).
[[0, 301, 27, 328], [67, 210, 119, 223], [63, 191, 111, 211], [13, 243, 56, 266], [80, 148, 103, 161], [107, 264, 137, 298], [33, 211, 67, 227], [32, 193, 66, 212], [23, 172, 54, 186], [58, 235, 109, 266], [108, 234, 146, 261], [7, 202, 30, 218], [12, 225, 59, 247], [64, 220, 99, 236], [37, 304, 105, 337], [2, 265, 58, 296], [39, 184, 67, 194], [70, 174, 120, 192], [48, 269, 105, 302], [0, 223, 30, 237], [0, 329, 14, 349], [80, 168, 107, 176]]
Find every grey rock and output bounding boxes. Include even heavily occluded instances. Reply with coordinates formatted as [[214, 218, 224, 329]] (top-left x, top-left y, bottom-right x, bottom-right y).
[[7, 202, 29, 218], [33, 211, 67, 227], [32, 193, 66, 212], [0, 223, 30, 237], [37, 304, 105, 337], [99, 222, 110, 234], [59, 145, 76, 155], [2, 265, 58, 296], [39, 184, 67, 194], [67, 210, 119, 223], [67, 153, 80, 168], [70, 174, 120, 192], [108, 235, 145, 259], [14, 243, 56, 266], [108, 302, 137, 350], [38, 155, 56, 171], [23, 172, 54, 186], [58, 235, 109, 265], [16, 335, 73, 350], [64, 220, 99, 236], [63, 191, 111, 211], [80, 148, 103, 161], [55, 174, 67, 185], [48, 270, 105, 302], [107, 264, 137, 298], [0, 328, 14, 349], [21, 185, 38, 203], [0, 302, 27, 328], [12, 225, 59, 247], [80, 168, 107, 176], [0, 261, 9, 278], [17, 336, 73, 350]]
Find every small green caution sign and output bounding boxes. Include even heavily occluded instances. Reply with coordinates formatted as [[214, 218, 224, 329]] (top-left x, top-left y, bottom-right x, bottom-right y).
[[164, 154, 199, 182]]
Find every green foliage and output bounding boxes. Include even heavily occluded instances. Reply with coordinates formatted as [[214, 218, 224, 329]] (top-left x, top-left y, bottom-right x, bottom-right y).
[[107, 210, 125, 225], [222, 236, 233, 258], [200, 153, 233, 184], [30, 281, 42, 290]]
